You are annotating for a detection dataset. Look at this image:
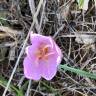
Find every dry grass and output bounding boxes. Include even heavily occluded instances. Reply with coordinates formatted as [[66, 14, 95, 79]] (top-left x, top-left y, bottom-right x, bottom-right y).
[[0, 0, 96, 96]]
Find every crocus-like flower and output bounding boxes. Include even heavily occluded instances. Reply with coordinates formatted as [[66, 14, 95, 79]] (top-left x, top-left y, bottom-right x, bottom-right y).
[[23, 32, 62, 80]]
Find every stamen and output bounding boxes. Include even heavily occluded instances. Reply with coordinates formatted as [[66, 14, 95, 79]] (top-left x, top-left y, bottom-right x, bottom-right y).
[[35, 44, 53, 60], [43, 45, 51, 50], [44, 52, 55, 58]]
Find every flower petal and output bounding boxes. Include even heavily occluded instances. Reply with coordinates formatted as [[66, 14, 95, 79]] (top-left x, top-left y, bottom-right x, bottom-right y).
[[52, 39, 62, 65], [54, 42, 62, 64], [23, 57, 41, 80], [30, 32, 52, 46], [25, 44, 38, 59], [40, 56, 57, 80]]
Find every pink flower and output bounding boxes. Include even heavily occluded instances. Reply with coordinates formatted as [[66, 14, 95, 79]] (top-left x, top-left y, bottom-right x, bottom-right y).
[[23, 32, 62, 80]]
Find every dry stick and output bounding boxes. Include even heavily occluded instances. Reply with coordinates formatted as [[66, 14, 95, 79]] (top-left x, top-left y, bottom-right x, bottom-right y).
[[17, 76, 25, 88], [2, 0, 43, 95], [28, 0, 40, 33], [26, 80, 32, 96], [39, 0, 46, 33], [53, 25, 65, 38]]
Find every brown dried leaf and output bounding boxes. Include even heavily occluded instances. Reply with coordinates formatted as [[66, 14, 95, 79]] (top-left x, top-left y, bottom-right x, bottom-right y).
[[0, 26, 22, 39]]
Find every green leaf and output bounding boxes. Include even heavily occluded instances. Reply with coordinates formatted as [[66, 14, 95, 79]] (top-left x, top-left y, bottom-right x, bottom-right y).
[[77, 0, 84, 9], [59, 64, 96, 79], [77, 0, 89, 10], [0, 76, 23, 96]]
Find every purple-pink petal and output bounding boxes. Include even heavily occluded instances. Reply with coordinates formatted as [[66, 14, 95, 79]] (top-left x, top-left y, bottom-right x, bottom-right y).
[[25, 45, 38, 59], [30, 32, 53, 47], [52, 40, 62, 65], [23, 57, 41, 80], [39, 57, 57, 80]]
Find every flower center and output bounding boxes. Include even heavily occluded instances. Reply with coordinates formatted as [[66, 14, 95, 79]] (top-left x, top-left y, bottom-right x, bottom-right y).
[[35, 44, 54, 60], [36, 45, 49, 60]]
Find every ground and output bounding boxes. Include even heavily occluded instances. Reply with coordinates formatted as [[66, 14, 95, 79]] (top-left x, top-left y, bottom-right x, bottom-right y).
[[0, 0, 96, 96]]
